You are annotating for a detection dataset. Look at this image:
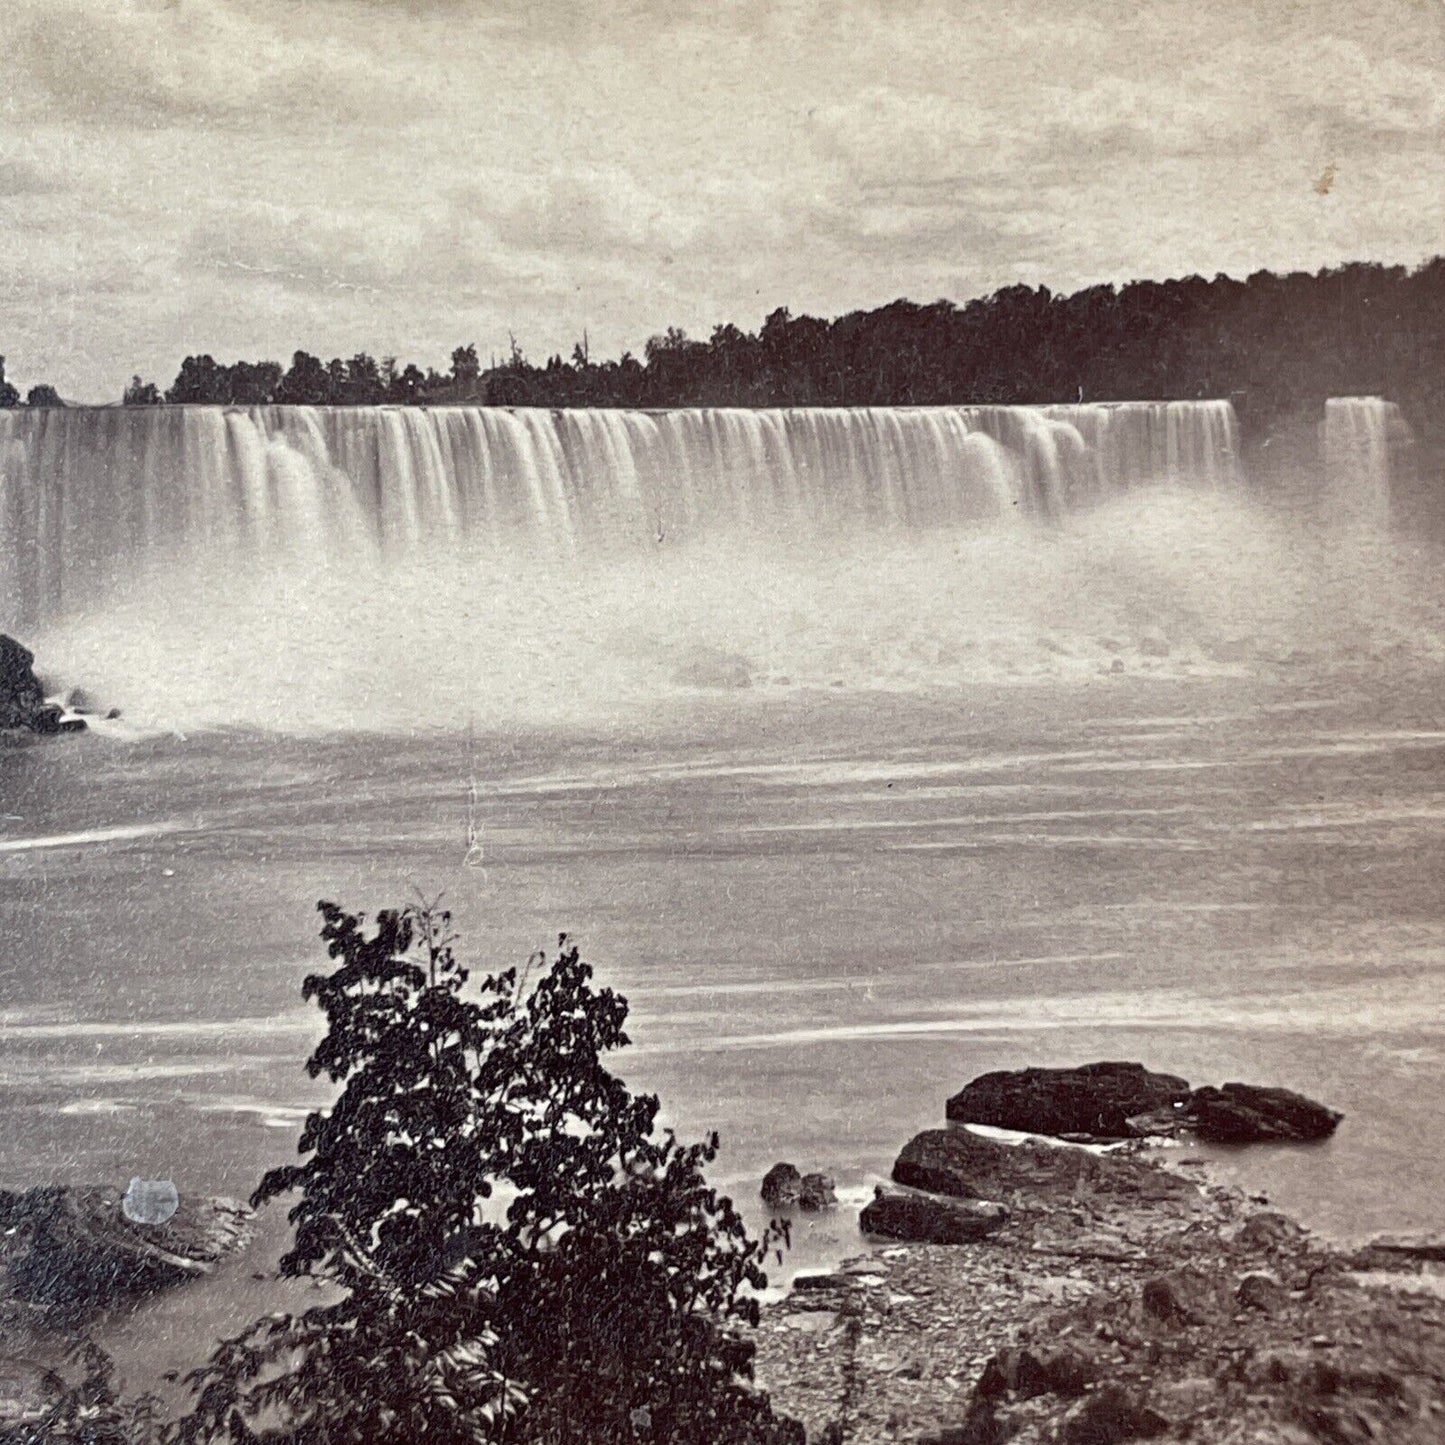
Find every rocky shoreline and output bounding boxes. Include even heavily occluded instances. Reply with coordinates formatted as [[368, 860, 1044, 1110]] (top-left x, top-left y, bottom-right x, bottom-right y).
[[755, 1063, 1445, 1444]]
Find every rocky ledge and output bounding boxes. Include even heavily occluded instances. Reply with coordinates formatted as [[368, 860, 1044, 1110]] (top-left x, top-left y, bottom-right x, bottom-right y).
[[945, 1061, 1343, 1144], [0, 635, 85, 741], [756, 1071, 1441, 1444]]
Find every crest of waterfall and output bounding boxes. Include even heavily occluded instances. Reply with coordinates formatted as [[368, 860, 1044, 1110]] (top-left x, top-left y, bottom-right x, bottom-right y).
[[0, 401, 1241, 629]]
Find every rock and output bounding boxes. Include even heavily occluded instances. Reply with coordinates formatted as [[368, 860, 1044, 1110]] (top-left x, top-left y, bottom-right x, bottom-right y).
[[0, 1183, 253, 1314], [1187, 1082, 1342, 1143], [1235, 1210, 1309, 1250], [976, 1345, 1099, 1399], [762, 1163, 802, 1207], [1060, 1383, 1169, 1443], [892, 1128, 1192, 1211], [1237, 1269, 1288, 1313], [798, 1172, 837, 1211], [1138, 630, 1171, 658], [1362, 1232, 1445, 1263], [1141, 1268, 1220, 1325], [946, 1062, 1192, 1141], [0, 636, 85, 737], [859, 1184, 1008, 1244]]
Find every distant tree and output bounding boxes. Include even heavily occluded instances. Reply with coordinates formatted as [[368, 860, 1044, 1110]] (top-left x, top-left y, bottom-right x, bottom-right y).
[[451, 343, 481, 398], [277, 350, 330, 406], [166, 355, 224, 404], [0, 357, 19, 408], [389, 361, 427, 404], [123, 376, 162, 406], [173, 902, 799, 1445], [347, 352, 384, 405], [24, 383, 63, 407]]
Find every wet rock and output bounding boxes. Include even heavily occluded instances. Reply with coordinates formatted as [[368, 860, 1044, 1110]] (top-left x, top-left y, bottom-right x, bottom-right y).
[[1188, 1082, 1342, 1143], [1235, 1210, 1309, 1250], [859, 1184, 1008, 1244], [1060, 1383, 1169, 1443], [946, 1063, 1191, 1141], [1141, 1268, 1220, 1326], [762, 1163, 802, 1207], [0, 1183, 252, 1313], [893, 1128, 1192, 1211], [0, 636, 85, 737], [798, 1172, 837, 1211]]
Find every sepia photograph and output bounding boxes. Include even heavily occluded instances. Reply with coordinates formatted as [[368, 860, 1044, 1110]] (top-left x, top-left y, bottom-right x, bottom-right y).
[[2, 1, 1445, 1440]]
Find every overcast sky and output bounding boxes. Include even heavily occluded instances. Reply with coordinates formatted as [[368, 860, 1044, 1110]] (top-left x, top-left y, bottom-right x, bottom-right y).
[[3, 0, 1444, 401]]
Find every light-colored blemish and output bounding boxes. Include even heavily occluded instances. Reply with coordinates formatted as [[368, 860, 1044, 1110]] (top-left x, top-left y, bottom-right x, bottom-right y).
[[122, 1177, 179, 1225]]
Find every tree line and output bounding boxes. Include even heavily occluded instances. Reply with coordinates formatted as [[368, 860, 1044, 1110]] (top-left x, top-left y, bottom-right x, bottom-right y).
[[10, 256, 1445, 442], [0, 355, 62, 409]]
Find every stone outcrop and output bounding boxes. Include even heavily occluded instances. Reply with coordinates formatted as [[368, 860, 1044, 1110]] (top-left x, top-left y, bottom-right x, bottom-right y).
[[0, 636, 84, 738], [945, 1061, 1342, 1145], [945, 1062, 1191, 1141]]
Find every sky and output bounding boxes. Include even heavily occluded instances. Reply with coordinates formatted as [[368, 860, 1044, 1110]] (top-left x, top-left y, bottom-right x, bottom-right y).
[[3, 0, 1444, 401]]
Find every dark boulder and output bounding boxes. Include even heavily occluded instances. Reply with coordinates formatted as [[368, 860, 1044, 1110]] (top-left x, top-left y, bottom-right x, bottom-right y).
[[976, 1345, 1099, 1400], [859, 1183, 1008, 1244], [892, 1128, 1192, 1208], [1141, 1267, 1221, 1326], [0, 636, 84, 737], [946, 1062, 1191, 1141], [1187, 1082, 1342, 1143], [1060, 1384, 1169, 1443], [761, 1163, 802, 1207], [797, 1172, 836, 1210]]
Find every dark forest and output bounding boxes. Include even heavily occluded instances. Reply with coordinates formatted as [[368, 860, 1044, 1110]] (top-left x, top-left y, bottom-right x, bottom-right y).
[[9, 259, 1443, 444]]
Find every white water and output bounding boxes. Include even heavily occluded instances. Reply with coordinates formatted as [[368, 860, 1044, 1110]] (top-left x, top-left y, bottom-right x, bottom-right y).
[[0, 398, 1426, 731], [1323, 396, 1407, 530]]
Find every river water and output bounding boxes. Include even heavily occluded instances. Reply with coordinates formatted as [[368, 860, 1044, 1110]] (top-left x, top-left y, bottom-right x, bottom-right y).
[[0, 399, 1441, 1384]]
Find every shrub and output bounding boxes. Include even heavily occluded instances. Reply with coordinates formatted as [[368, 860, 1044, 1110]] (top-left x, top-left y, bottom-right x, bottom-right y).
[[174, 902, 799, 1445]]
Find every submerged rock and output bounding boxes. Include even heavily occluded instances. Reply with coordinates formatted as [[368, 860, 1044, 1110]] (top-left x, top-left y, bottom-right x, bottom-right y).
[[945, 1062, 1192, 1141], [1187, 1082, 1343, 1143]]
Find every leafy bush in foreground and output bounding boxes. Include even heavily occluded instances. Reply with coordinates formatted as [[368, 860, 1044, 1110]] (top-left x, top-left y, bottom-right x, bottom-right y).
[[174, 902, 799, 1445]]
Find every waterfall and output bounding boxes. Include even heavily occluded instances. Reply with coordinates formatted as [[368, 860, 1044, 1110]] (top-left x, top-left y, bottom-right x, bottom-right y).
[[0, 401, 1242, 630], [1323, 397, 1407, 530]]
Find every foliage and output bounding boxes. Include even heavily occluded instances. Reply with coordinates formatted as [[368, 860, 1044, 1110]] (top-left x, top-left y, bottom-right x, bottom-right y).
[[143, 254, 1445, 442], [6, 1339, 166, 1445], [173, 902, 799, 1445], [24, 384, 64, 408], [123, 376, 163, 406], [0, 357, 20, 408]]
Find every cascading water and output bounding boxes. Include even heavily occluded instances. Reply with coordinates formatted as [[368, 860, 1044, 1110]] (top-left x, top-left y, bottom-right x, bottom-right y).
[[0, 396, 1430, 731], [0, 402, 1241, 628], [1323, 397, 1407, 530]]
